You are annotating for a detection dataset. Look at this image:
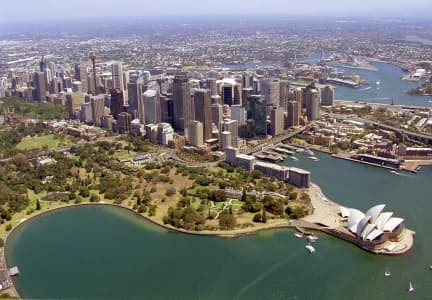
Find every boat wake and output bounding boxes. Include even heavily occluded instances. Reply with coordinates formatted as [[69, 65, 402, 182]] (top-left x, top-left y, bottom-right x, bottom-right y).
[[360, 87, 372, 91], [390, 170, 414, 177], [232, 256, 294, 300]]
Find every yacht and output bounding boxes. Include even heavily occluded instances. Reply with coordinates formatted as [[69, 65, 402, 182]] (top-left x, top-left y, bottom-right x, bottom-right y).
[[376, 81, 381, 85], [308, 156, 319, 161], [304, 149, 314, 156], [408, 281, 414, 292], [305, 245, 316, 253], [294, 232, 304, 238], [307, 234, 319, 243], [384, 269, 391, 277], [289, 156, 299, 161]]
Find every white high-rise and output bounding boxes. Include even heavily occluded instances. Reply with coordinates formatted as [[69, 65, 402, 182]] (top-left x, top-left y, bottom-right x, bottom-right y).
[[112, 62, 124, 91]]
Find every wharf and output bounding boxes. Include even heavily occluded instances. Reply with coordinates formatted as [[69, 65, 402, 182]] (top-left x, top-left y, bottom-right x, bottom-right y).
[[331, 153, 399, 171], [401, 160, 432, 173]]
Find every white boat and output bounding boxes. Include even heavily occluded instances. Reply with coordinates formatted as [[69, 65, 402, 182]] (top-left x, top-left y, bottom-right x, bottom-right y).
[[303, 149, 314, 156], [390, 170, 400, 175], [429, 265, 432, 270], [289, 156, 298, 161], [376, 81, 381, 85], [308, 156, 319, 161], [294, 232, 304, 238], [384, 269, 391, 277], [307, 235, 319, 243], [408, 281, 414, 292], [305, 245, 315, 253]]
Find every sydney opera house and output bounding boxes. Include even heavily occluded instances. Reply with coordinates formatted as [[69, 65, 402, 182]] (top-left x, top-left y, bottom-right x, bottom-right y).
[[337, 204, 407, 252]]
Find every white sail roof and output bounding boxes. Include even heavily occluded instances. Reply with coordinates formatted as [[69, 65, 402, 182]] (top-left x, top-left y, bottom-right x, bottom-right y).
[[361, 223, 376, 240], [366, 229, 383, 241], [375, 212, 393, 230], [356, 216, 371, 237], [348, 209, 365, 228], [383, 218, 404, 232], [340, 206, 350, 218], [365, 204, 386, 223]]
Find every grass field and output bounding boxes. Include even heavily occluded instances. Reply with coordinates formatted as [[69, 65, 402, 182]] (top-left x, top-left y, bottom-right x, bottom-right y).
[[16, 134, 65, 151]]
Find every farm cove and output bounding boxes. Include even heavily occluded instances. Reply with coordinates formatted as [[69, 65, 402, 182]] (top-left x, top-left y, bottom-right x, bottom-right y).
[[3, 137, 429, 300]]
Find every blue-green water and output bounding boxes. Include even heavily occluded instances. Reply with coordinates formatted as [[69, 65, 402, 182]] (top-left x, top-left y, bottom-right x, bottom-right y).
[[333, 61, 431, 107], [6, 153, 432, 299]]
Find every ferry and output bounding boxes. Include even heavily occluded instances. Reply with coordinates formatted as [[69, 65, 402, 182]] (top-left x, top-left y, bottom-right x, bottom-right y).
[[305, 245, 316, 253], [289, 156, 299, 161], [308, 156, 320, 161]]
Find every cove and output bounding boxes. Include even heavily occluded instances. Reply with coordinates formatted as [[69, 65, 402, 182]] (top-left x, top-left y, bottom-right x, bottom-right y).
[[6, 152, 432, 299]]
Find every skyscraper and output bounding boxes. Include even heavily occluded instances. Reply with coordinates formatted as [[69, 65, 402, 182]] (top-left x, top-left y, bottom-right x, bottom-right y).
[[117, 112, 132, 134], [110, 88, 124, 120], [245, 95, 267, 137], [193, 89, 212, 141], [111, 62, 124, 91], [287, 100, 300, 128], [91, 94, 105, 126], [33, 72, 47, 101], [188, 120, 204, 147], [221, 119, 238, 148], [270, 106, 285, 136], [211, 103, 223, 131], [321, 85, 335, 106], [230, 105, 247, 126], [260, 79, 280, 107], [160, 95, 173, 125], [172, 74, 190, 131], [305, 88, 320, 121], [127, 80, 143, 120], [143, 89, 161, 125]]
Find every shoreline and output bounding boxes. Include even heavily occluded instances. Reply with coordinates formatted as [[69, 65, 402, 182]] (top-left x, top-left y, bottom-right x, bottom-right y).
[[3, 181, 416, 299]]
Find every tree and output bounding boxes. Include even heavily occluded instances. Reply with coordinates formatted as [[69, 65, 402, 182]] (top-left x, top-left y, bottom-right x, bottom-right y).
[[211, 190, 227, 202], [90, 193, 100, 202], [261, 209, 267, 223], [5, 224, 12, 231], [253, 213, 262, 223], [36, 199, 41, 210], [165, 187, 176, 197], [219, 213, 236, 230]]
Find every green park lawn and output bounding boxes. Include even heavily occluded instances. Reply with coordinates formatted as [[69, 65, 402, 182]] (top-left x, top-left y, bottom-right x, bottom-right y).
[[16, 134, 66, 151]]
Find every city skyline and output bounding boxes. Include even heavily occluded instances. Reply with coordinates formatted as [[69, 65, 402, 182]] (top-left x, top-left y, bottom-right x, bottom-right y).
[[1, 0, 432, 22]]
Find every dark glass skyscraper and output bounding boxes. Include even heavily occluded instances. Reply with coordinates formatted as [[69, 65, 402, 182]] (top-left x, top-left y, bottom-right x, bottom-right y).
[[245, 95, 266, 137]]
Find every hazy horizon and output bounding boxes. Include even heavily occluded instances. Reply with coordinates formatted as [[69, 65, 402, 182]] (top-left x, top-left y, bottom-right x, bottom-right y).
[[1, 0, 432, 22]]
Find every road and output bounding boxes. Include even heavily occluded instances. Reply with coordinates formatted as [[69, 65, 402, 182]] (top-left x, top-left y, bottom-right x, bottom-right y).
[[241, 125, 311, 155], [329, 113, 432, 144]]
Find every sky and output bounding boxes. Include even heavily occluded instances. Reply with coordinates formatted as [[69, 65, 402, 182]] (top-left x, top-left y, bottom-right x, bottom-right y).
[[1, 0, 432, 22]]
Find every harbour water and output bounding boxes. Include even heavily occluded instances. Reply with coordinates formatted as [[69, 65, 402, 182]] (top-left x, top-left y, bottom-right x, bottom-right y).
[[6, 154, 432, 300], [333, 61, 431, 107]]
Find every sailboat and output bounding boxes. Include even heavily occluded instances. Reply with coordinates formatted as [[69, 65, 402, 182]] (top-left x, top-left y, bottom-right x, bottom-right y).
[[384, 269, 391, 277], [408, 281, 414, 292]]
